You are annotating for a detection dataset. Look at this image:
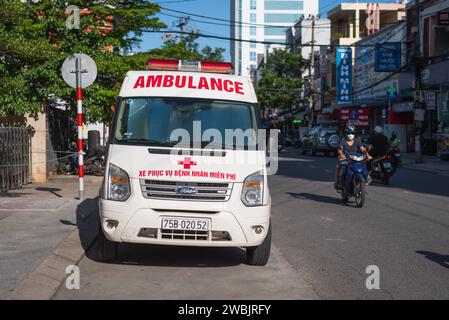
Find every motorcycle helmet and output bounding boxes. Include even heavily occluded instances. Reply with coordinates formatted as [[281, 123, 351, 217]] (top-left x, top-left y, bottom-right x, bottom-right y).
[[345, 126, 356, 141], [374, 126, 383, 134]]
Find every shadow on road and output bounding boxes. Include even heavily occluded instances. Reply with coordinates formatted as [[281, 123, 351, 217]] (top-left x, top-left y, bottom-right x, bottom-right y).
[[35, 187, 63, 198], [287, 192, 342, 205], [86, 243, 246, 268], [416, 250, 449, 270], [75, 197, 100, 261]]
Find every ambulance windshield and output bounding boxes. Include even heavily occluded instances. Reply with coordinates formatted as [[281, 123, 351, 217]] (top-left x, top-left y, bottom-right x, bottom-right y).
[[113, 97, 259, 149]]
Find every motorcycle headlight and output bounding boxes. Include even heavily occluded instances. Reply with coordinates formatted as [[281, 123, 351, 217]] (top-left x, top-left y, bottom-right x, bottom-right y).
[[107, 164, 130, 202], [241, 171, 264, 207]]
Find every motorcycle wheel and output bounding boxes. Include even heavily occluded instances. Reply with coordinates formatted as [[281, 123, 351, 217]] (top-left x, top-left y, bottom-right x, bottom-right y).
[[382, 176, 390, 185], [355, 181, 366, 208], [91, 160, 105, 177], [341, 190, 349, 203], [58, 160, 73, 175]]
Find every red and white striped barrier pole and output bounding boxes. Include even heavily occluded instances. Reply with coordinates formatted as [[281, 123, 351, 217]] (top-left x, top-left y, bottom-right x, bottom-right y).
[[75, 56, 84, 201]]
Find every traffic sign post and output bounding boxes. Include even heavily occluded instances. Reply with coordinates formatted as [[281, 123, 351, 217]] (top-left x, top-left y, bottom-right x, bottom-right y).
[[61, 54, 97, 201], [76, 57, 85, 201]]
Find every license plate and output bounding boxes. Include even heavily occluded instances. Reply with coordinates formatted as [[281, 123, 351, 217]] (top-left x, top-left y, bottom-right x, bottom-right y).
[[383, 162, 392, 169], [161, 217, 210, 231], [395, 153, 400, 157]]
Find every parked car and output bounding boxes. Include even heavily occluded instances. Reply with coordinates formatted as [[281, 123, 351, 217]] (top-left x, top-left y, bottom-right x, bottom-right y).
[[301, 126, 341, 156]]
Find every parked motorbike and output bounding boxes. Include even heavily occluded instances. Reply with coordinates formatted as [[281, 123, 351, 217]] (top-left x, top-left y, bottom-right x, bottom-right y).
[[58, 144, 105, 177], [388, 136, 401, 168], [369, 154, 395, 185], [387, 146, 401, 168], [339, 152, 369, 208]]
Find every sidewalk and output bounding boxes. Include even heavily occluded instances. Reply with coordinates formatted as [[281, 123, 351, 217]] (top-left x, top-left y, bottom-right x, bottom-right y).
[[0, 175, 102, 299], [401, 153, 449, 175]]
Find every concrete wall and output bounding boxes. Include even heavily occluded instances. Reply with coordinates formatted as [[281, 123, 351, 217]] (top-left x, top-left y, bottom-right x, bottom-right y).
[[26, 111, 48, 183]]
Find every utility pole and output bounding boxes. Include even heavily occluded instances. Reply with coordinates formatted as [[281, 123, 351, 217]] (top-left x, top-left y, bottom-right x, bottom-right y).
[[308, 15, 317, 128], [413, 2, 424, 163], [176, 16, 190, 42]]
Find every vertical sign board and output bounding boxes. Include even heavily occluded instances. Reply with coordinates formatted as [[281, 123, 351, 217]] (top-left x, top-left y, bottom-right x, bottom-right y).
[[375, 43, 402, 72], [336, 47, 353, 105]]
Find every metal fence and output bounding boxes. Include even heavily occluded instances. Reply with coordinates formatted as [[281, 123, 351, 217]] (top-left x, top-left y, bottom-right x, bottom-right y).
[[0, 127, 32, 193]]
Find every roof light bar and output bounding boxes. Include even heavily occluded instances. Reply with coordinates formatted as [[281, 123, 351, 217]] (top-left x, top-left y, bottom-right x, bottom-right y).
[[146, 59, 233, 74]]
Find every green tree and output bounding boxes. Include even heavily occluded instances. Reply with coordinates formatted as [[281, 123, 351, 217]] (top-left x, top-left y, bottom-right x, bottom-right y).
[[255, 48, 303, 113], [0, 0, 165, 123]]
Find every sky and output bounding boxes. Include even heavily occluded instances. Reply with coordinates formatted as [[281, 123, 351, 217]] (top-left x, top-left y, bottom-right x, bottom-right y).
[[139, 0, 402, 61], [139, 0, 232, 60]]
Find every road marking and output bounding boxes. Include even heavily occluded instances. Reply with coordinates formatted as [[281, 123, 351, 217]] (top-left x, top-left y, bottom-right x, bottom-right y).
[[326, 239, 346, 242]]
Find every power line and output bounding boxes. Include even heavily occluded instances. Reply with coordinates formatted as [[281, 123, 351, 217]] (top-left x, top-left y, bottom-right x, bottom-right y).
[[146, 29, 410, 49], [159, 5, 407, 30]]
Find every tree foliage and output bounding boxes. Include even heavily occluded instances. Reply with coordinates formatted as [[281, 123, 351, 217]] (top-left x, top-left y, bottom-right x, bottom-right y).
[[0, 0, 166, 123], [0, 1, 225, 124], [145, 32, 225, 62], [255, 48, 303, 112]]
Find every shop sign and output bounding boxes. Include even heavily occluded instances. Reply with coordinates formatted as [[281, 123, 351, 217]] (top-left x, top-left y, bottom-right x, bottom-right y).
[[336, 47, 353, 105], [340, 108, 369, 126], [392, 101, 414, 113]]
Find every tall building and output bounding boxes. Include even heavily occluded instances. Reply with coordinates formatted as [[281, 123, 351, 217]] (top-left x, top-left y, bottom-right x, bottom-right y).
[[231, 0, 319, 76]]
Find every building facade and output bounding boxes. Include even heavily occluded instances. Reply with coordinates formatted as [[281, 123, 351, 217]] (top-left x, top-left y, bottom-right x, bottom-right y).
[[313, 2, 406, 128], [231, 0, 318, 76]]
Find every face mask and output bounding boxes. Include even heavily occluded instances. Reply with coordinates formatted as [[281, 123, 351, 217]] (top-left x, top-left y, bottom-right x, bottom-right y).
[[347, 134, 355, 141]]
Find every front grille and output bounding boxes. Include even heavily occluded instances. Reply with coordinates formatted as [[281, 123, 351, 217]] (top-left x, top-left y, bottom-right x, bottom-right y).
[[140, 180, 233, 202], [139, 228, 232, 242], [161, 229, 209, 241]]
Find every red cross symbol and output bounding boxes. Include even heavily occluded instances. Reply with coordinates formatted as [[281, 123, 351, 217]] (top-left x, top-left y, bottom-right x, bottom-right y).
[[178, 157, 197, 169]]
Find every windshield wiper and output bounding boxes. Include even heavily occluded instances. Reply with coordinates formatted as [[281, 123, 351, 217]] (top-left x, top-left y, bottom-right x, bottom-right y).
[[122, 139, 175, 147]]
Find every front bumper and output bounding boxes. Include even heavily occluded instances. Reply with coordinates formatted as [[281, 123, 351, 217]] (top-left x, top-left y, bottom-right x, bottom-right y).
[[99, 182, 271, 248]]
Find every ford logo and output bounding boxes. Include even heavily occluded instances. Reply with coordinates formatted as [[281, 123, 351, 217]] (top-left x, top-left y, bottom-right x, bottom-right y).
[[175, 186, 198, 195]]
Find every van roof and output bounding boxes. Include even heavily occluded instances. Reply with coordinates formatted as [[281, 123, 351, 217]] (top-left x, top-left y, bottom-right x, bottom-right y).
[[119, 71, 258, 104]]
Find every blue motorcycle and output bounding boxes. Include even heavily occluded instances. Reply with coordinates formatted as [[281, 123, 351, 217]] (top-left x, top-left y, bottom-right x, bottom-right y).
[[339, 152, 369, 208]]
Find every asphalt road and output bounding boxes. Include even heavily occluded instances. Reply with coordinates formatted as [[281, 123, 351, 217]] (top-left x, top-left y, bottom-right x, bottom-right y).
[[54, 149, 449, 299]]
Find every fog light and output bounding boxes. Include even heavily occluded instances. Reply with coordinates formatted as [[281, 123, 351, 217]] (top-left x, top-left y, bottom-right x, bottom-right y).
[[254, 226, 264, 235], [105, 220, 118, 231]]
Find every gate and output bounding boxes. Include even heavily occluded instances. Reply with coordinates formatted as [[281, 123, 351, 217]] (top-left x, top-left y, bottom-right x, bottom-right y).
[[0, 127, 32, 193]]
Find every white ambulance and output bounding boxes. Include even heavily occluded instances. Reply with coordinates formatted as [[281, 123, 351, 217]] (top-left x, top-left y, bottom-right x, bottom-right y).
[[98, 59, 271, 266]]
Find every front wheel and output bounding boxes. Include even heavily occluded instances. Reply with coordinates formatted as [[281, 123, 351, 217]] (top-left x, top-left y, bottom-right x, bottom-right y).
[[246, 224, 271, 266], [97, 223, 118, 263], [341, 189, 349, 203], [355, 181, 366, 208]]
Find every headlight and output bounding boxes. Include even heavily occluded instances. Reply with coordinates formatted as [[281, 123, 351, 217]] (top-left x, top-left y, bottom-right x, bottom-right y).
[[241, 171, 264, 207], [107, 164, 130, 201]]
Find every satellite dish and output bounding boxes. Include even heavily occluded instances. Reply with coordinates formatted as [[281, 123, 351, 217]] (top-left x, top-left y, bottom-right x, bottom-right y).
[[61, 53, 97, 89]]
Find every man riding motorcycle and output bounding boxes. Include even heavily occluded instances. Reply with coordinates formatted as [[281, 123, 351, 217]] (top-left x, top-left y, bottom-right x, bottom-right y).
[[334, 126, 372, 190], [368, 126, 389, 159]]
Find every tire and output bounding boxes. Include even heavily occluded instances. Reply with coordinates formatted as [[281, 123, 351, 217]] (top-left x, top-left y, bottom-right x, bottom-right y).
[[355, 181, 366, 208], [341, 190, 349, 203], [246, 223, 271, 266], [58, 160, 73, 175], [382, 176, 390, 185], [91, 159, 104, 177], [97, 223, 118, 263]]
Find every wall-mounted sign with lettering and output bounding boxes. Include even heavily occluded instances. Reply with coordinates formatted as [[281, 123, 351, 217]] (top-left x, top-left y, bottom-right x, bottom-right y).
[[336, 47, 353, 105]]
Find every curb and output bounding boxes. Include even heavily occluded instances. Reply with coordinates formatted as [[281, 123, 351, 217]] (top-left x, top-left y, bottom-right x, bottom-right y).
[[5, 206, 99, 300]]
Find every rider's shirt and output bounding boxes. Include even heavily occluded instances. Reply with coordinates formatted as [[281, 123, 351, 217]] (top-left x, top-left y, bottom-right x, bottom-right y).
[[339, 137, 363, 155]]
